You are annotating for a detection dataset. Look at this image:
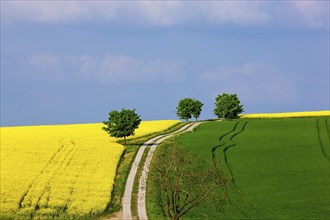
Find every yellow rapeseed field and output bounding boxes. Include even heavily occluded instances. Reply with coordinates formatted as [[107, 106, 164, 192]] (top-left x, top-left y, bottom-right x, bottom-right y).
[[240, 110, 330, 119], [0, 120, 179, 219]]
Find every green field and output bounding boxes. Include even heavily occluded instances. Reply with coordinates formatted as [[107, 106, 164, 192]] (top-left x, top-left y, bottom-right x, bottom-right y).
[[147, 117, 330, 219]]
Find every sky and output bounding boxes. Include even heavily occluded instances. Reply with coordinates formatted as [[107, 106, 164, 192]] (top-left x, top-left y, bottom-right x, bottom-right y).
[[1, 1, 329, 126]]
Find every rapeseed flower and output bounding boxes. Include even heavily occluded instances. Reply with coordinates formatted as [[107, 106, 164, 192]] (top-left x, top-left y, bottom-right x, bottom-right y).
[[0, 120, 179, 219]]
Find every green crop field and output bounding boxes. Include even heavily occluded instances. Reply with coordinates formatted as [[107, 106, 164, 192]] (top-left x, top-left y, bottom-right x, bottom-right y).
[[147, 117, 330, 219]]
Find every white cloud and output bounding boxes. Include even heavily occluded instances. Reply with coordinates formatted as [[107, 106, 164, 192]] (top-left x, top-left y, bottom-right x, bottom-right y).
[[200, 1, 270, 25], [200, 61, 300, 104], [27, 53, 186, 84], [3, 1, 328, 29], [1, 1, 273, 26], [82, 54, 186, 84], [136, 1, 184, 26], [292, 1, 329, 28], [97, 54, 143, 83], [2, 1, 119, 24]]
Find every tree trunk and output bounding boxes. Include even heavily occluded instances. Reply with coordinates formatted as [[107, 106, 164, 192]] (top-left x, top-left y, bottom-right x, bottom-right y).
[[173, 213, 180, 220]]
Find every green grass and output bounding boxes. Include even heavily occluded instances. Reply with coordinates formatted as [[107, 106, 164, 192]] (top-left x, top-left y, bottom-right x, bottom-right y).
[[147, 117, 330, 219], [99, 145, 139, 219]]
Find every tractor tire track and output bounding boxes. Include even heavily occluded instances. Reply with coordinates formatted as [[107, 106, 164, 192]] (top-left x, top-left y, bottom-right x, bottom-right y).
[[19, 139, 78, 212], [211, 121, 239, 168], [212, 121, 247, 178], [222, 122, 250, 204], [36, 140, 80, 213], [219, 121, 240, 142], [326, 119, 330, 141], [211, 121, 249, 218], [316, 119, 330, 161], [225, 121, 248, 180], [222, 122, 255, 209], [212, 121, 263, 218], [18, 142, 66, 209], [35, 140, 78, 211]]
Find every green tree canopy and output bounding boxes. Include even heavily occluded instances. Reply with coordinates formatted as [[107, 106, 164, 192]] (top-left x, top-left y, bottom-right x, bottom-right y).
[[214, 93, 244, 119], [191, 100, 203, 121], [176, 98, 203, 121], [103, 108, 141, 144]]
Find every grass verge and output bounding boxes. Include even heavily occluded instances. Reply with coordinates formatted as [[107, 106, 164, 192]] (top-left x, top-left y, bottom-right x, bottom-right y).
[[146, 139, 172, 220], [99, 145, 139, 219]]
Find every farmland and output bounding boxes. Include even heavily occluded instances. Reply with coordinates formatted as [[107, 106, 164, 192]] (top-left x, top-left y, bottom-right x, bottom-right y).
[[147, 117, 330, 219], [0, 120, 179, 219], [240, 110, 330, 118]]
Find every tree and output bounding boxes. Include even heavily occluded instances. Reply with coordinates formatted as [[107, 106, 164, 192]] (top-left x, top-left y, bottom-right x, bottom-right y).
[[214, 93, 244, 120], [176, 98, 203, 121], [151, 143, 229, 220], [176, 98, 194, 121], [103, 108, 141, 145], [191, 100, 203, 121]]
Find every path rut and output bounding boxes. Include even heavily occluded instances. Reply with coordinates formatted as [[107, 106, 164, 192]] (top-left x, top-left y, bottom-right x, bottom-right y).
[[121, 122, 201, 220]]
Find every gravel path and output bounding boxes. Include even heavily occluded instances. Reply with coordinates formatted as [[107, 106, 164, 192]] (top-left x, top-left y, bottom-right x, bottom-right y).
[[122, 122, 201, 220], [122, 136, 161, 220]]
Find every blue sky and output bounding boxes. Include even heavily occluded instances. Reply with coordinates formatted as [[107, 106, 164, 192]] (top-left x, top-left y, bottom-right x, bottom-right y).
[[1, 1, 329, 126]]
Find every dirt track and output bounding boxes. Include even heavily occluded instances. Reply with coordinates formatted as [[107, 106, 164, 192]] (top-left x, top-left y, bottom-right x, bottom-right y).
[[118, 122, 201, 220]]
